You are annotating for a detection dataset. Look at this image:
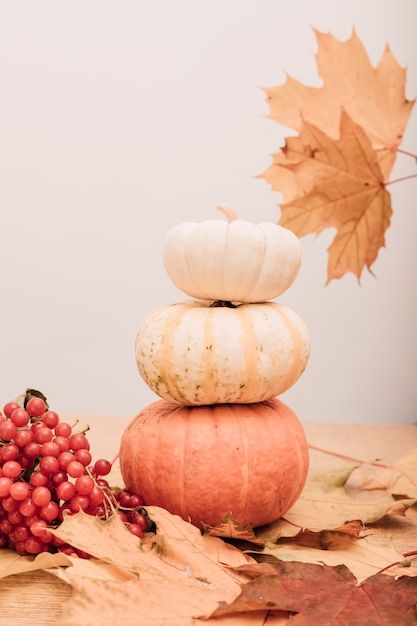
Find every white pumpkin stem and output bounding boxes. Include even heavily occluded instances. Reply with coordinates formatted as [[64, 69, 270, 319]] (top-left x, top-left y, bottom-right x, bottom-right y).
[[213, 203, 238, 223]]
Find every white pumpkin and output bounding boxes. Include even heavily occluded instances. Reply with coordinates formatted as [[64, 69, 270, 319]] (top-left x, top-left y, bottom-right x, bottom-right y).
[[135, 299, 310, 405], [163, 204, 301, 303]]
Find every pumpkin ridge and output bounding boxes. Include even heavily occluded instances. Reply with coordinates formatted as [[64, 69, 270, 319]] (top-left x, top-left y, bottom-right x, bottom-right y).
[[236, 305, 262, 402], [158, 303, 193, 405], [275, 305, 310, 394]]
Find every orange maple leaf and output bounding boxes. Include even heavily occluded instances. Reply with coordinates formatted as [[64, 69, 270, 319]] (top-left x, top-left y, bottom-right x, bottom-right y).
[[264, 29, 414, 179], [262, 111, 392, 282]]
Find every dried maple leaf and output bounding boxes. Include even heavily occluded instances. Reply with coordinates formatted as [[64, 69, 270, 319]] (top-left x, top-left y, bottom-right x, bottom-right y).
[[49, 507, 258, 625], [281, 466, 415, 531], [362, 446, 417, 498], [215, 561, 417, 626], [263, 111, 392, 282], [255, 533, 413, 583], [0, 548, 71, 579], [260, 29, 415, 282], [55, 575, 271, 626], [203, 513, 266, 546], [263, 29, 414, 179]]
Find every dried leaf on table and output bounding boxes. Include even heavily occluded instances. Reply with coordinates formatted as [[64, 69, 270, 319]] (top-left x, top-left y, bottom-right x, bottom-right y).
[[203, 512, 266, 546], [50, 507, 256, 626], [362, 446, 417, 498], [214, 561, 417, 626], [254, 533, 414, 583], [281, 466, 415, 531], [257, 517, 368, 544], [0, 547, 71, 579]]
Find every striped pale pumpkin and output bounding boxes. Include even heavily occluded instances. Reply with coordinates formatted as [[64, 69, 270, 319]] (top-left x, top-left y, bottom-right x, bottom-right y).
[[119, 397, 309, 529], [135, 299, 310, 405]]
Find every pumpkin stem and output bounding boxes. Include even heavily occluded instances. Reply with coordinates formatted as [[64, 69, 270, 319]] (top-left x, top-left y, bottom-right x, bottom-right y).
[[213, 203, 238, 223], [211, 300, 237, 308]]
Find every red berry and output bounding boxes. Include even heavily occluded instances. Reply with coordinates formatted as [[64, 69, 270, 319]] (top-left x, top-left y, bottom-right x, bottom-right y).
[[9, 481, 30, 501], [56, 481, 76, 501], [32, 486, 51, 507], [54, 422, 72, 438], [127, 523, 144, 538], [30, 471, 50, 487], [131, 513, 148, 530], [19, 498, 38, 518], [41, 411, 59, 429], [75, 475, 94, 495], [0, 476, 12, 497], [26, 397, 46, 417], [14, 429, 34, 447], [70, 494, 89, 512], [30, 519, 48, 537], [0, 420, 17, 441], [3, 402, 20, 418], [10, 408, 30, 427], [39, 500, 59, 521], [34, 427, 53, 444], [74, 448, 92, 466], [2, 460, 22, 479], [69, 433, 90, 451], [40, 441, 61, 457], [93, 458, 112, 477], [0, 443, 20, 462], [24, 535, 45, 554], [66, 460, 85, 478]]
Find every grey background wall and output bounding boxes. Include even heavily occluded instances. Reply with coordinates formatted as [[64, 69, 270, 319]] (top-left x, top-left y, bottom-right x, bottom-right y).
[[1, 0, 416, 424]]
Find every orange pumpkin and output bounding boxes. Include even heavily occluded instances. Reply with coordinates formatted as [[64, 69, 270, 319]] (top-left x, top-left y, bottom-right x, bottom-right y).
[[119, 397, 309, 529]]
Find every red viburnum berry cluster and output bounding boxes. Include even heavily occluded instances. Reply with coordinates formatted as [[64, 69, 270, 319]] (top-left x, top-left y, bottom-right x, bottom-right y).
[[0, 390, 148, 557]]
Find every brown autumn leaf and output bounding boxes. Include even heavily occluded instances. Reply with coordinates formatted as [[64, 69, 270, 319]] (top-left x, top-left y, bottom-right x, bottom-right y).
[[214, 561, 417, 625], [203, 513, 266, 546], [263, 110, 392, 282], [257, 519, 369, 545], [49, 507, 258, 625], [254, 532, 414, 583], [280, 466, 415, 531], [263, 29, 414, 179], [362, 446, 417, 498], [55, 574, 273, 626]]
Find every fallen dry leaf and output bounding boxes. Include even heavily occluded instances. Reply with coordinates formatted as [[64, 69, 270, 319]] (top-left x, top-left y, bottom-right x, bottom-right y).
[[282, 466, 415, 531], [362, 446, 417, 498], [214, 561, 417, 625], [256, 533, 413, 583], [262, 111, 392, 282], [49, 507, 256, 625], [257, 519, 369, 545], [0, 547, 71, 579], [203, 513, 266, 546], [55, 574, 273, 626], [263, 29, 414, 179]]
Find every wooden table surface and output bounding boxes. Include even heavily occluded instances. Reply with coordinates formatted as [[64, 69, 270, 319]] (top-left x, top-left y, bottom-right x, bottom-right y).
[[0, 415, 416, 626]]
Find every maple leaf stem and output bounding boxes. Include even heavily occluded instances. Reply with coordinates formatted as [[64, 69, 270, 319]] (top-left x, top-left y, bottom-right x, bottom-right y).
[[308, 444, 388, 468], [396, 148, 417, 161], [372, 551, 417, 577], [386, 173, 417, 186]]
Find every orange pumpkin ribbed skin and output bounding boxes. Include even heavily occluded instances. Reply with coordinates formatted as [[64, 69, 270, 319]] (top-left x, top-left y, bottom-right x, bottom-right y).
[[119, 397, 309, 529]]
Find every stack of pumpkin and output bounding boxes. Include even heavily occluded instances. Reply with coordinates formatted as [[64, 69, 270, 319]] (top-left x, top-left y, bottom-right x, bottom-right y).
[[119, 205, 310, 529]]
